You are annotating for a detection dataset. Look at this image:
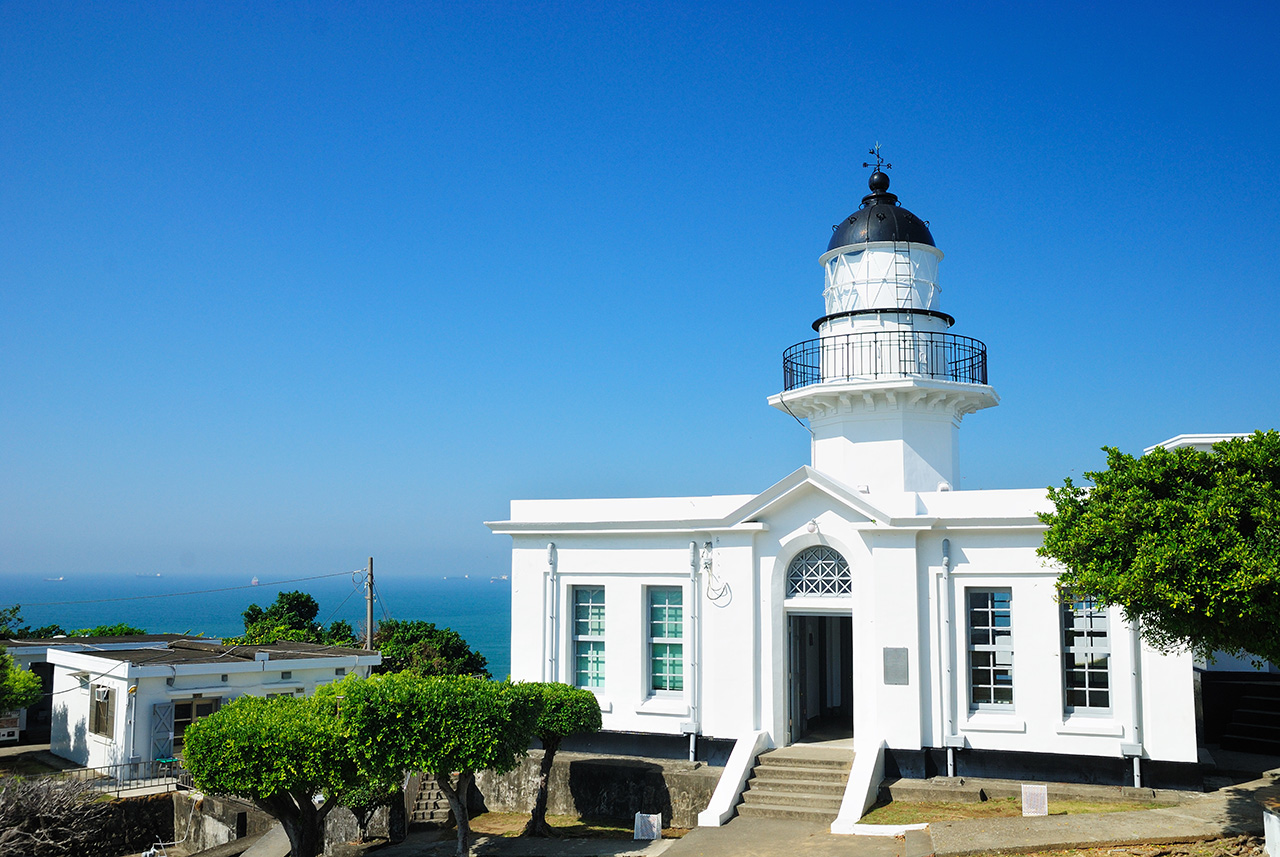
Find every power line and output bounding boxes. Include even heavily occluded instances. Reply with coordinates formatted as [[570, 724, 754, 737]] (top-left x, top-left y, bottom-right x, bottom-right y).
[[317, 578, 364, 629], [14, 570, 356, 608]]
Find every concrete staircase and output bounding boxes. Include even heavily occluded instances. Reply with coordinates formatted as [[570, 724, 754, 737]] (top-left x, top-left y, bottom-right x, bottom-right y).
[[736, 745, 853, 822], [1220, 680, 1280, 756], [409, 776, 454, 826]]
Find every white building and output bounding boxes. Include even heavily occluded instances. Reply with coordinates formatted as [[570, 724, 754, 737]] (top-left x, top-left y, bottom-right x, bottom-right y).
[[20, 637, 379, 770], [488, 167, 1222, 802]]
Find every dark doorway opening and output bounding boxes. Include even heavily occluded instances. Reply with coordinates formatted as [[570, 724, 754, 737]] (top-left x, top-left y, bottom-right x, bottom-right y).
[[788, 614, 853, 744]]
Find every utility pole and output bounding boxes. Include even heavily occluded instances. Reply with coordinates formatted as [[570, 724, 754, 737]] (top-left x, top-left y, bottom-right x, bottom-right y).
[[365, 557, 375, 650]]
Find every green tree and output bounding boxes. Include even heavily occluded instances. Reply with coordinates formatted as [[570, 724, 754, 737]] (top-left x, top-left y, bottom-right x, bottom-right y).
[[371, 618, 489, 678], [326, 673, 541, 857], [182, 695, 359, 857], [0, 647, 42, 713], [67, 623, 147, 637], [521, 683, 601, 837], [1039, 430, 1280, 664], [232, 590, 358, 647], [0, 605, 64, 638]]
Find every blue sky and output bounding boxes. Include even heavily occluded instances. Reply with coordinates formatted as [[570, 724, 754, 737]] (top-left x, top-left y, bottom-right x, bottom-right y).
[[2, 2, 1278, 585]]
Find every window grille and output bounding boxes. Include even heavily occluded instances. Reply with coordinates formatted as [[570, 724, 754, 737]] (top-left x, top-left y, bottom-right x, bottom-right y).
[[573, 587, 605, 689], [1062, 595, 1110, 711], [968, 589, 1013, 708], [649, 587, 683, 692], [787, 546, 851, 596]]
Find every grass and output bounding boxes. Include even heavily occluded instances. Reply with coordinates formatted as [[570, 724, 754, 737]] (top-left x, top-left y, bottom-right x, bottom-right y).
[[860, 796, 1174, 825], [0, 754, 66, 777], [468, 811, 690, 839], [979, 835, 1265, 857]]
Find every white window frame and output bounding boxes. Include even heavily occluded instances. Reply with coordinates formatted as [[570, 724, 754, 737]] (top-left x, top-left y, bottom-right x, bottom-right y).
[[967, 588, 1013, 710], [1062, 594, 1112, 714], [88, 683, 115, 739], [647, 586, 684, 695], [572, 586, 605, 690], [173, 696, 221, 750]]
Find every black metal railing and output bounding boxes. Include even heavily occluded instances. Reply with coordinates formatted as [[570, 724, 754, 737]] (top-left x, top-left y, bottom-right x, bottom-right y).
[[782, 331, 988, 391], [40, 757, 192, 797]]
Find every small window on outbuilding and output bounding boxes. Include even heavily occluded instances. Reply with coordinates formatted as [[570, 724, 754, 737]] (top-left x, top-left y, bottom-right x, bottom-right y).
[[89, 684, 115, 738]]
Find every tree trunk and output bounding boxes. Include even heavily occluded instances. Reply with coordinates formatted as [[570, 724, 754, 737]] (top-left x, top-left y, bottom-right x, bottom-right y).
[[522, 737, 560, 837], [435, 771, 474, 857], [257, 792, 326, 857]]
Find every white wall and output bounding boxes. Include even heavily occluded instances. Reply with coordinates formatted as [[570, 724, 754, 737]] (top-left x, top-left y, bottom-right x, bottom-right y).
[[47, 649, 375, 766], [501, 484, 1199, 768]]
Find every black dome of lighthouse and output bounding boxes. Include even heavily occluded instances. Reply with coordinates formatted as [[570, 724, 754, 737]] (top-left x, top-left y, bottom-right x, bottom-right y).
[[828, 170, 936, 250]]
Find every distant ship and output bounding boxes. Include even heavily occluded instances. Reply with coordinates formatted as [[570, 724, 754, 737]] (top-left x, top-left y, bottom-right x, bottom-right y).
[[251, 576, 259, 586], [136, 573, 161, 578], [45, 576, 64, 582]]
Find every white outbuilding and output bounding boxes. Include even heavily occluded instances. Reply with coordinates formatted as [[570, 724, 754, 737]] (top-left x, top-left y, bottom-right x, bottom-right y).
[[18, 637, 380, 771], [487, 167, 1263, 818]]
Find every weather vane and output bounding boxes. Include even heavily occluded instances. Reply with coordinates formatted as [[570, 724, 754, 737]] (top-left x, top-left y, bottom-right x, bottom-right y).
[[862, 142, 891, 171]]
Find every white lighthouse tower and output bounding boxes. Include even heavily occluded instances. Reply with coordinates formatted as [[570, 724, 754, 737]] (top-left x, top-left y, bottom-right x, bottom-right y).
[[768, 158, 998, 494]]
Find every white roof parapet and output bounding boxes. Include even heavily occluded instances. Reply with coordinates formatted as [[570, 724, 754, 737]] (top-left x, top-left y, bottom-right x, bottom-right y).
[[1144, 433, 1252, 455], [488, 467, 1049, 535]]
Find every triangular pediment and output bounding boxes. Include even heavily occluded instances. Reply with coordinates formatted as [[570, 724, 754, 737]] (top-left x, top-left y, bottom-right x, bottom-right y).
[[724, 466, 890, 527]]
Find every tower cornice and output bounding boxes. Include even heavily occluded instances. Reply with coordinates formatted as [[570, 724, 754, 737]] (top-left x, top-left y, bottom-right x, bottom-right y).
[[768, 378, 999, 423]]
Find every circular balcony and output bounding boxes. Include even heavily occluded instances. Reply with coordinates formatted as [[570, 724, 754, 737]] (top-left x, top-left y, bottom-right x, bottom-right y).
[[782, 331, 988, 392]]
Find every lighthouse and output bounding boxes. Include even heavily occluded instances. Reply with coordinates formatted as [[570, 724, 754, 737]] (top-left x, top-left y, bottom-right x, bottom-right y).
[[768, 160, 999, 494]]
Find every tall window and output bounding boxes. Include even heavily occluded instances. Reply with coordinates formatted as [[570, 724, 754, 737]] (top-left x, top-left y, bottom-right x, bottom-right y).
[[88, 684, 115, 738], [649, 587, 683, 692], [787, 546, 851, 596], [573, 587, 605, 689], [968, 589, 1013, 709], [1062, 595, 1111, 711]]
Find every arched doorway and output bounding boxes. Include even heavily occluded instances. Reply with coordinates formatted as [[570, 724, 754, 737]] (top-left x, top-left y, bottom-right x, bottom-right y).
[[786, 546, 854, 744]]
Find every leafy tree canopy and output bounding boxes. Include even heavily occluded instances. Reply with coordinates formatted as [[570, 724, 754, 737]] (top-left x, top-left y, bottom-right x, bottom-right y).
[[2, 605, 145, 640], [322, 673, 541, 857], [1039, 430, 1280, 664], [68, 622, 148, 637], [0, 647, 42, 713], [0, 605, 66, 639], [371, 618, 489, 678], [231, 591, 358, 647], [183, 694, 359, 857]]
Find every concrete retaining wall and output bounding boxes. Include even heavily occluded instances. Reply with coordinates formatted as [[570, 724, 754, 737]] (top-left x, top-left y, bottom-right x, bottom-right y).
[[172, 791, 276, 853], [474, 751, 721, 829], [86, 793, 174, 857]]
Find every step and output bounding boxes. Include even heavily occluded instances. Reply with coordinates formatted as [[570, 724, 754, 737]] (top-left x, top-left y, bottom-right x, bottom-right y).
[[741, 789, 843, 810], [1233, 708, 1280, 727], [737, 802, 841, 821], [746, 776, 847, 797], [1222, 722, 1280, 741], [757, 757, 849, 777], [749, 763, 850, 783], [1220, 733, 1280, 755]]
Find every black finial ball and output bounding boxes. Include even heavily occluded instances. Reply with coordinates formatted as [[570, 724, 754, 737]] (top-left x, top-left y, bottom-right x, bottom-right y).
[[868, 170, 890, 193]]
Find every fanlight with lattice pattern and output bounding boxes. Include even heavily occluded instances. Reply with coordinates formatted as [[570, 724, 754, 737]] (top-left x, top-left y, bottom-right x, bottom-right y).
[[787, 546, 851, 596]]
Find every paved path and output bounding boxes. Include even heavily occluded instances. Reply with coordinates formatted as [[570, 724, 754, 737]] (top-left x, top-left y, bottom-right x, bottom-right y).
[[925, 776, 1278, 856], [667, 816, 901, 857]]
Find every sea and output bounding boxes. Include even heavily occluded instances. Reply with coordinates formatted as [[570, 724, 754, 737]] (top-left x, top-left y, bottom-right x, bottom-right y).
[[1, 571, 512, 681]]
